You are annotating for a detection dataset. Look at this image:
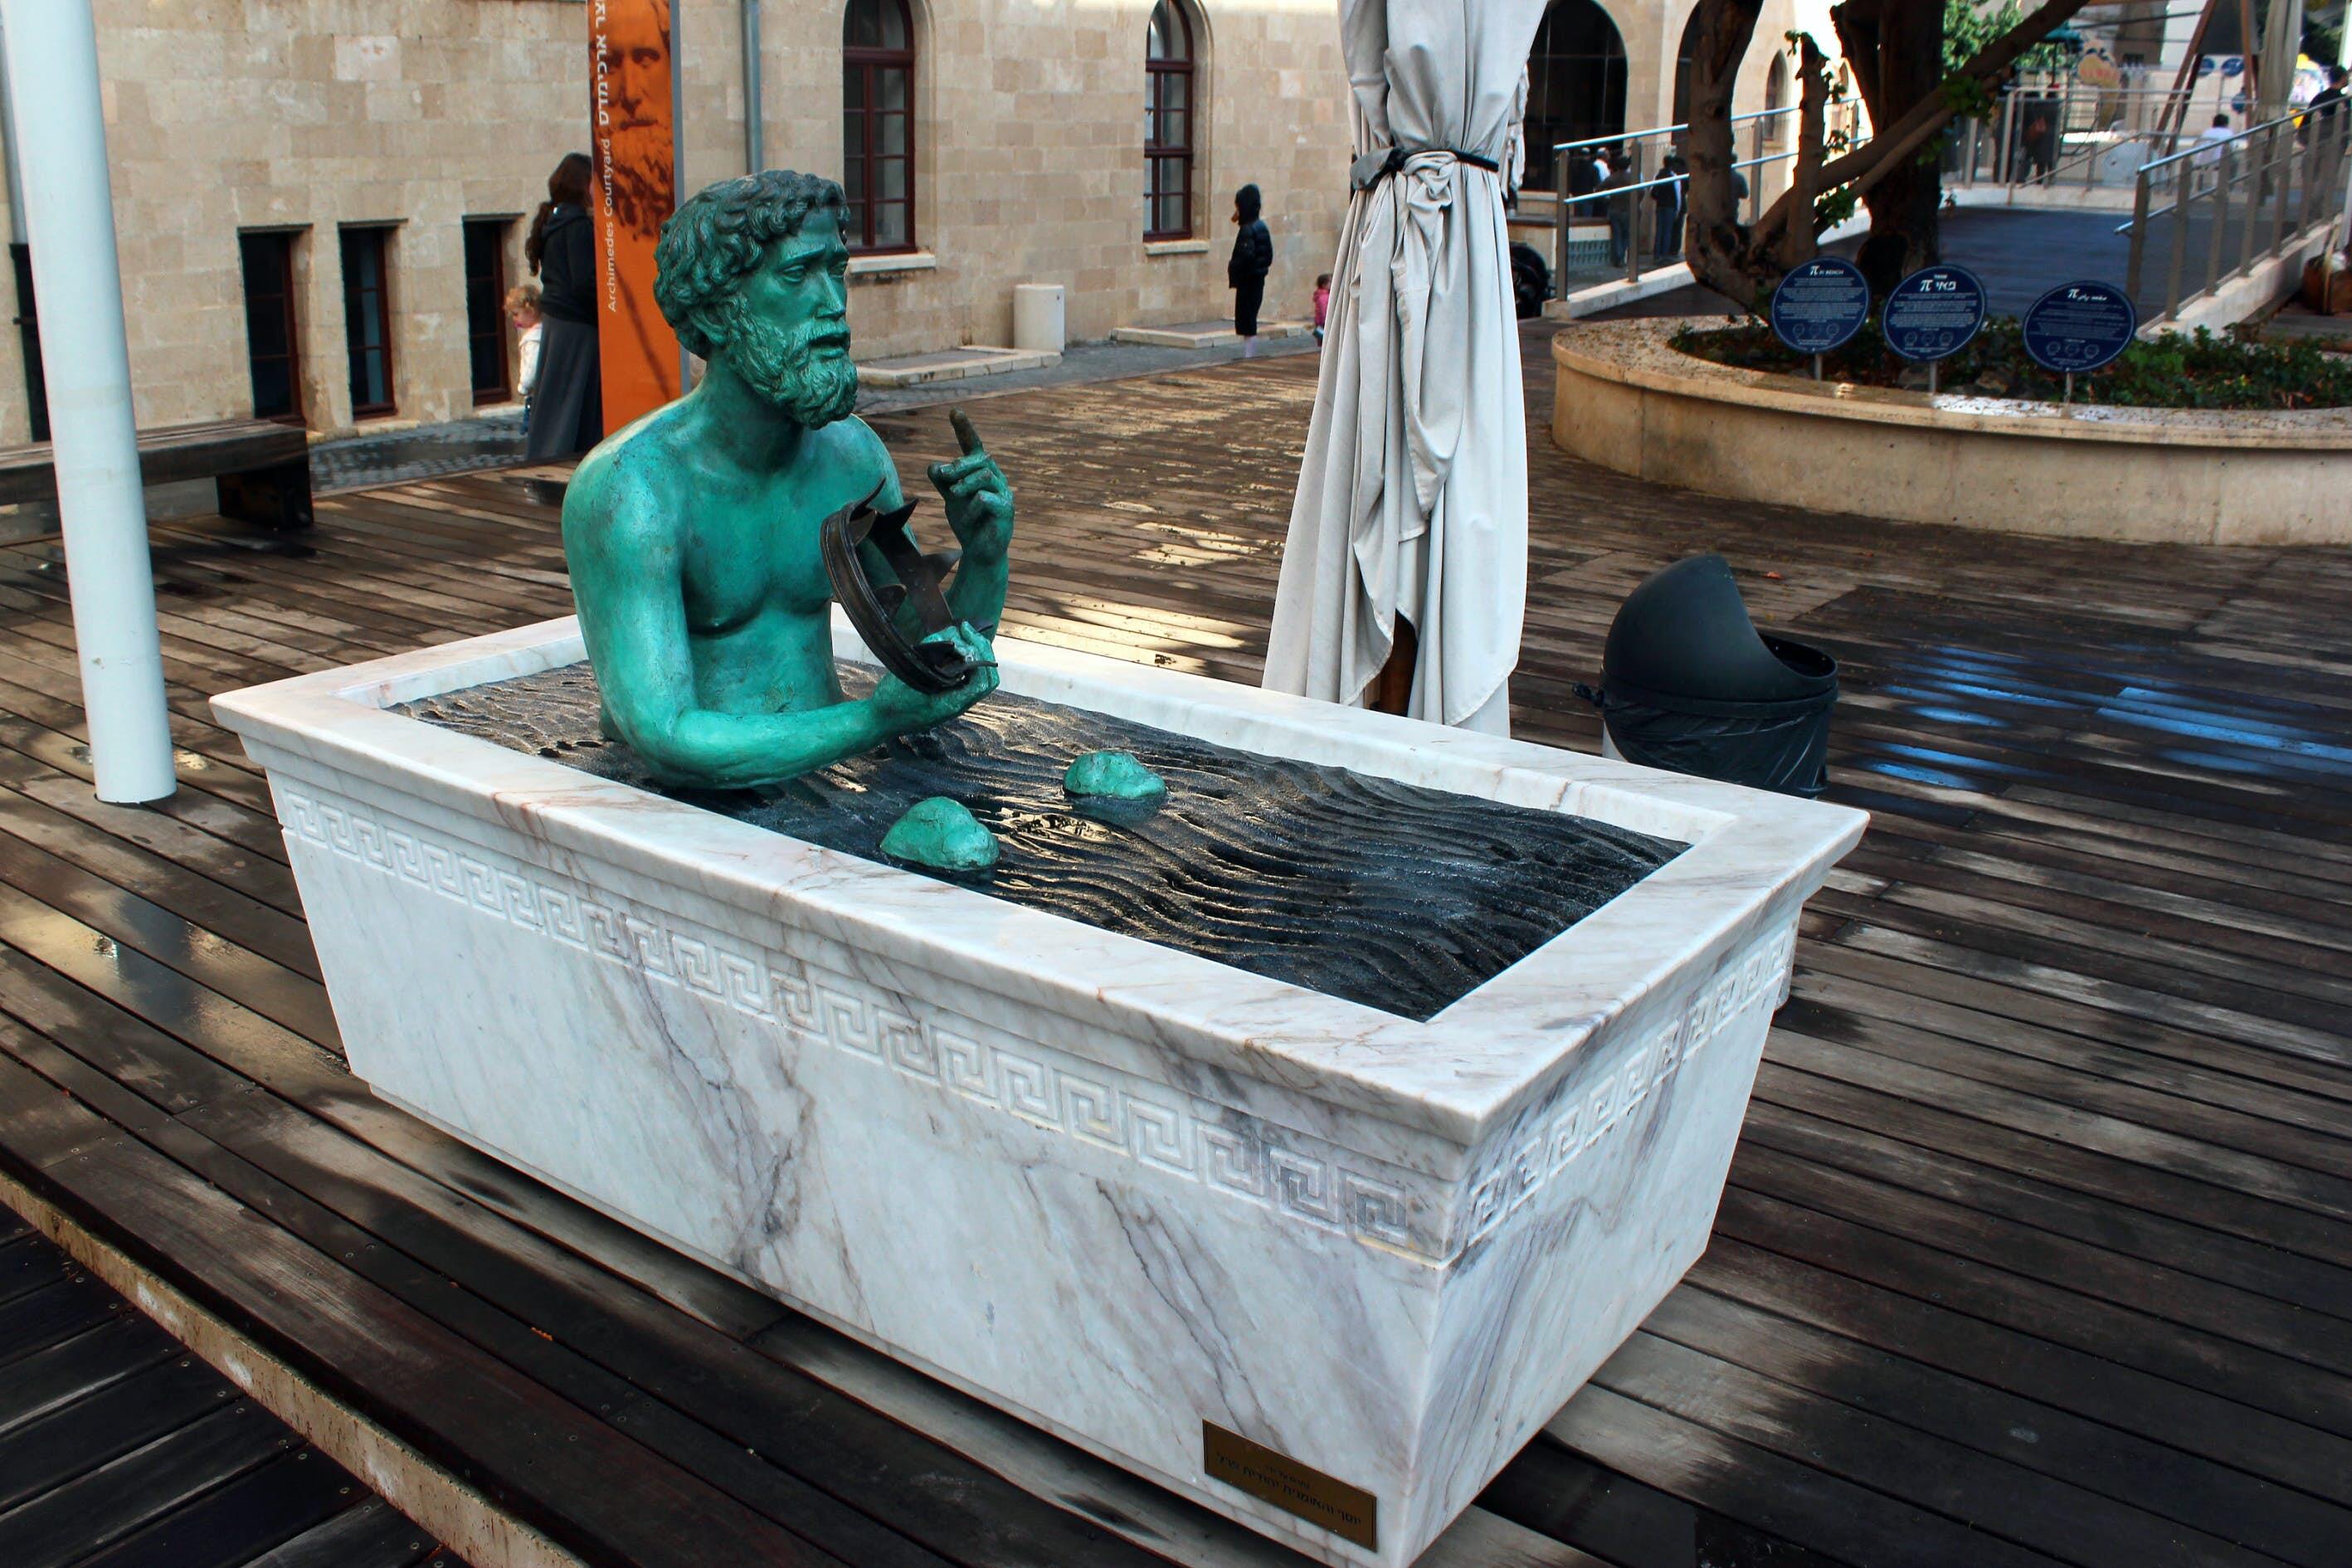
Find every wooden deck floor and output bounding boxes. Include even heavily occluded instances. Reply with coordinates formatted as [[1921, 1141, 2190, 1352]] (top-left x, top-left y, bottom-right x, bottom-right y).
[[0, 1213, 466, 1567], [2, 332, 2350, 1567]]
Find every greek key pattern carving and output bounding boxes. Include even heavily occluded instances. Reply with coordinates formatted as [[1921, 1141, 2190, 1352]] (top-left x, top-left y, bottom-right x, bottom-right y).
[[1458, 924, 1796, 1249], [277, 786, 1429, 1255]]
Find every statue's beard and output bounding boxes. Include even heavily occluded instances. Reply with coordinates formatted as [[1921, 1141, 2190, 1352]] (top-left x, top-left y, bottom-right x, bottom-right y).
[[711, 299, 859, 426]]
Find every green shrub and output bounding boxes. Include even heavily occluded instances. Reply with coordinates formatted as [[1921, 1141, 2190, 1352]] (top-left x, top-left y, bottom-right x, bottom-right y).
[[1668, 320, 2352, 410]]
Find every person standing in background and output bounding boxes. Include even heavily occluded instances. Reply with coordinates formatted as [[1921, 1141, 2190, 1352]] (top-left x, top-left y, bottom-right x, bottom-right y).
[[1650, 154, 1684, 262], [1229, 183, 1273, 358], [506, 282, 543, 434], [1312, 271, 1331, 346], [1602, 150, 1637, 269], [523, 153, 602, 462]]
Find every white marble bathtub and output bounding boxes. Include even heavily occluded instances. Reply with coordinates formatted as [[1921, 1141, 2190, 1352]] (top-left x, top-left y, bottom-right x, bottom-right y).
[[212, 615, 1864, 1568]]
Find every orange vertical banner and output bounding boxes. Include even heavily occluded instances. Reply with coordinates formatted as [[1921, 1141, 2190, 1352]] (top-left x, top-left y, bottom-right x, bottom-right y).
[[589, 0, 679, 431]]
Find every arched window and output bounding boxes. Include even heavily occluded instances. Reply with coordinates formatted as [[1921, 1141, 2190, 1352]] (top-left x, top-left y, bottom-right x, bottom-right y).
[[1522, 0, 1627, 192], [1145, 1, 1196, 239], [843, 0, 915, 252]]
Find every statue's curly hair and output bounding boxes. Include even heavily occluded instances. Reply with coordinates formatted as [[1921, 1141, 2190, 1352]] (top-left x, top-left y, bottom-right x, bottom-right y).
[[653, 169, 845, 358]]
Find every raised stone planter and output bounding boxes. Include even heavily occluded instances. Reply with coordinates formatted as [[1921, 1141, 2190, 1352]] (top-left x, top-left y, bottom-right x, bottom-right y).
[[213, 616, 1862, 1568], [1552, 319, 2352, 545]]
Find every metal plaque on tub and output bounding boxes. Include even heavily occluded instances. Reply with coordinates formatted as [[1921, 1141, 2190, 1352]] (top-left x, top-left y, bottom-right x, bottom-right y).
[[1202, 1421, 1378, 1549]]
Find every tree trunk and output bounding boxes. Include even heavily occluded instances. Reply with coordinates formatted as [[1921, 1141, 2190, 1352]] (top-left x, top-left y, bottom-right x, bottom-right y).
[[1682, 0, 1768, 305], [1834, 0, 1946, 295], [1678, 0, 2088, 309], [1682, 3, 1826, 309]]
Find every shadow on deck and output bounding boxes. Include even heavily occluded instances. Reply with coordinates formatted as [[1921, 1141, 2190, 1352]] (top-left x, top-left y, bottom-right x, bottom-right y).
[[0, 333, 2348, 1567]]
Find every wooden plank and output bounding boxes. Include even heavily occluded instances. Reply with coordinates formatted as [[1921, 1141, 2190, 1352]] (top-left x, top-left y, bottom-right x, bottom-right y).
[[0, 1356, 241, 1512], [239, 1497, 447, 1568], [1590, 1331, 2281, 1568], [0, 1061, 857, 1568], [0, 1273, 132, 1369], [71, 1450, 363, 1568], [1712, 1187, 2352, 1491], [0, 1402, 290, 1568], [0, 1312, 178, 1436], [1639, 1284, 2352, 1568], [1739, 1091, 2352, 1320]]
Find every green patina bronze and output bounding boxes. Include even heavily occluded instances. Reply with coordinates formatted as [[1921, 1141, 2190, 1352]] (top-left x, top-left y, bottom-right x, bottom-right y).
[[1064, 749, 1165, 801], [881, 796, 1001, 871], [560, 169, 1012, 790]]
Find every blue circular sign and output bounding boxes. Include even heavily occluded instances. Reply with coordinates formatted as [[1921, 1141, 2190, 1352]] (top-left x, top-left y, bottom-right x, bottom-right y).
[[1770, 257, 1872, 356], [1882, 265, 1987, 362], [2021, 280, 2138, 373]]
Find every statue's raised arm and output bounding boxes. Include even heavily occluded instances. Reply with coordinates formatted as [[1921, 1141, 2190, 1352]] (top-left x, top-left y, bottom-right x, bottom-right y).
[[559, 170, 1011, 791]]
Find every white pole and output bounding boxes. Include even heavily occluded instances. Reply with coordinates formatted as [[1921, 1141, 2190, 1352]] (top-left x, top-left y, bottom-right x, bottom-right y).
[[0, 0, 173, 803]]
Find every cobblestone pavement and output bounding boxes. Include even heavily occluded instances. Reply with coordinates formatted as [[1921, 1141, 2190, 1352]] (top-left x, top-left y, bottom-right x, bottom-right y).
[[309, 334, 1322, 493], [311, 408, 526, 494]]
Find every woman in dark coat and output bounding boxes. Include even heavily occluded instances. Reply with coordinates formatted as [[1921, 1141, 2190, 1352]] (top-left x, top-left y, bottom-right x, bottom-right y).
[[1228, 183, 1273, 357], [523, 153, 602, 462]]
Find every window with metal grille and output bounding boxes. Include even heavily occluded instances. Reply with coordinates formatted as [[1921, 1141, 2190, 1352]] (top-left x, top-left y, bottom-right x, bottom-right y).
[[238, 230, 304, 426], [1145, 1, 1196, 240], [843, 0, 916, 253], [340, 226, 396, 419], [464, 218, 512, 406]]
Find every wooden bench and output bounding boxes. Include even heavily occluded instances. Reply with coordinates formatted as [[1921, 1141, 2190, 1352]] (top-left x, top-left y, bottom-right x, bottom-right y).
[[0, 416, 312, 530]]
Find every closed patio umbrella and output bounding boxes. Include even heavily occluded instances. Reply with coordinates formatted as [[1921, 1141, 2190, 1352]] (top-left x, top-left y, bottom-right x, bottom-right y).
[[1264, 0, 1545, 735]]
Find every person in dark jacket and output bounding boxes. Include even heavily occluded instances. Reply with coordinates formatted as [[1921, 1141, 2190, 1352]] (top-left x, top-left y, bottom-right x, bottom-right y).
[[1651, 154, 1685, 261], [1228, 183, 1273, 358], [523, 152, 603, 463]]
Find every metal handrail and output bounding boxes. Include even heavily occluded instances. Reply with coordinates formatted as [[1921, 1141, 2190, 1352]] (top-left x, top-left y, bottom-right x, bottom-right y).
[[2130, 109, 2305, 182], [1551, 105, 1798, 156], [2121, 108, 2352, 324], [1541, 101, 1869, 296]]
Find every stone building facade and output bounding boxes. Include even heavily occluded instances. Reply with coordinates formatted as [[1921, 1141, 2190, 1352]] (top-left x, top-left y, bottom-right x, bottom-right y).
[[0, 0, 1793, 443]]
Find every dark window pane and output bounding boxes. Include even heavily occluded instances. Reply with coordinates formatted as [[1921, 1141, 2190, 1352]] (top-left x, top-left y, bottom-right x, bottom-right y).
[[246, 298, 289, 358], [465, 218, 509, 402], [250, 358, 290, 416], [341, 227, 395, 415], [845, 66, 865, 109], [879, 66, 907, 111], [239, 231, 303, 424], [1149, 0, 1189, 61], [845, 0, 908, 51]]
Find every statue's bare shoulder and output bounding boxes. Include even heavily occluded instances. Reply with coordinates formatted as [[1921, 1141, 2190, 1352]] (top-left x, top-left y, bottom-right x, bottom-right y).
[[811, 414, 903, 507], [560, 409, 693, 576]]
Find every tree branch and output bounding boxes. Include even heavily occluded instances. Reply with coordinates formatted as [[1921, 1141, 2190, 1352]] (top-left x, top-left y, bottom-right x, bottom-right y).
[[1751, 0, 2091, 241]]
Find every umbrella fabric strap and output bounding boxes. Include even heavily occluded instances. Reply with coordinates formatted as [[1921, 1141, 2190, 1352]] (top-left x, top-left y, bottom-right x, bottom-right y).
[[1350, 145, 1500, 192]]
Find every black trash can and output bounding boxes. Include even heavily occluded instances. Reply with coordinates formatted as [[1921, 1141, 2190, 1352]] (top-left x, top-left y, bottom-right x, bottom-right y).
[[1590, 554, 1838, 797]]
